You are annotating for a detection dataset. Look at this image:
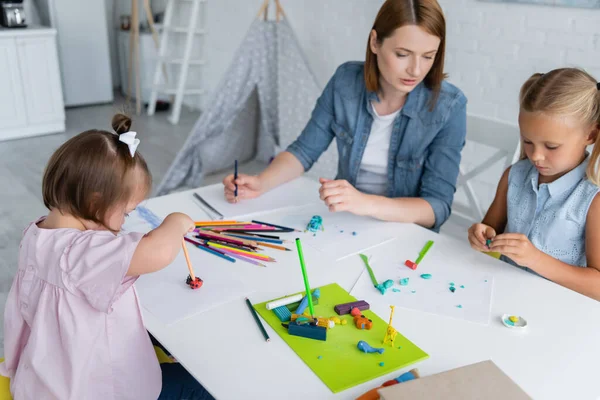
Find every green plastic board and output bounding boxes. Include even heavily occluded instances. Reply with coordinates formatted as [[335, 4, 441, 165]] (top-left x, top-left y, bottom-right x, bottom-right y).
[[254, 283, 429, 393]]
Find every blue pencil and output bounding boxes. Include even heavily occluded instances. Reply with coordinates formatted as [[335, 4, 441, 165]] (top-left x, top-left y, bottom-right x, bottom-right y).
[[226, 234, 284, 244], [185, 237, 236, 263], [234, 160, 238, 197]]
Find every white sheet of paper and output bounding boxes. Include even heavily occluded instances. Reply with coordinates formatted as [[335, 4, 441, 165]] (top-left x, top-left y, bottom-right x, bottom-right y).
[[349, 239, 494, 325], [120, 206, 162, 235], [122, 207, 252, 325], [261, 203, 397, 261], [135, 249, 253, 326], [193, 177, 321, 219]]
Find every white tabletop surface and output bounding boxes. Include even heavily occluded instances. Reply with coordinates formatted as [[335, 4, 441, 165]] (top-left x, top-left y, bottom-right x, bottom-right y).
[[139, 184, 600, 400]]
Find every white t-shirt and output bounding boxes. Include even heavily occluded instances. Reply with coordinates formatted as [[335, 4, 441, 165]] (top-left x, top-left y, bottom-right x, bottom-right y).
[[355, 102, 401, 195]]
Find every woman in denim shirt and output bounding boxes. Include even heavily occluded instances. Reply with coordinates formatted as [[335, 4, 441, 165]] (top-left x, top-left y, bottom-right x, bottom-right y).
[[224, 0, 467, 231]]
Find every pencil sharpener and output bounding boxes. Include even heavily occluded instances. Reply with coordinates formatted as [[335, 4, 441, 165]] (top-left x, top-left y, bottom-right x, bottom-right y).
[[186, 275, 203, 289]]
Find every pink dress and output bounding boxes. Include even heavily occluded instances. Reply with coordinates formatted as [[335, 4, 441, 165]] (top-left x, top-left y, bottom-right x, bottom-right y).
[[0, 219, 162, 399]]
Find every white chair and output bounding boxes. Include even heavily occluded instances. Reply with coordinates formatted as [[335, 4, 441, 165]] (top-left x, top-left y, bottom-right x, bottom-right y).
[[445, 114, 521, 234]]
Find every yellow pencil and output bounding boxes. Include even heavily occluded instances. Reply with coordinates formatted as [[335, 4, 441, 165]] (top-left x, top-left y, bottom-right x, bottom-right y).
[[208, 242, 272, 260]]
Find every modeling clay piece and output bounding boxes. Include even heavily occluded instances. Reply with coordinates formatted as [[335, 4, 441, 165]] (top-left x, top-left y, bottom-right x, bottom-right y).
[[285, 320, 327, 341], [399, 278, 409, 286], [383, 306, 398, 347], [486, 239, 492, 247], [379, 362, 385, 367], [420, 273, 432, 279], [376, 279, 394, 295], [405, 240, 434, 270], [456, 305, 463, 308], [186, 275, 203, 289], [357, 340, 385, 354], [291, 314, 334, 329], [352, 231, 357, 236], [306, 215, 324, 233], [392, 288, 401, 293], [354, 314, 373, 330], [356, 369, 420, 400], [334, 300, 370, 315], [294, 288, 321, 315], [350, 307, 361, 317], [502, 314, 527, 329], [449, 287, 456, 293]]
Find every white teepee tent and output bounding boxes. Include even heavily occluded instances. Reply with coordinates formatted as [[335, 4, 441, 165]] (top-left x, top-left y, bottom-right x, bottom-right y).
[[156, 0, 338, 195]]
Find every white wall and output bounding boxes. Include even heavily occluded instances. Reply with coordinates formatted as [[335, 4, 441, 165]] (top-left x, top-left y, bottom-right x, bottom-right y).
[[441, 0, 600, 123], [103, 0, 599, 211]]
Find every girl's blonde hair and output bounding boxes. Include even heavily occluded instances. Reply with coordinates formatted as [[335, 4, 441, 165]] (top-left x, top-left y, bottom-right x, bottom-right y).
[[519, 68, 600, 184], [42, 113, 152, 226]]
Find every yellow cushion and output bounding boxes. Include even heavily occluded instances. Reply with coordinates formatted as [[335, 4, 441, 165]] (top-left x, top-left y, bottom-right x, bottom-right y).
[[0, 359, 12, 400], [154, 345, 174, 364]]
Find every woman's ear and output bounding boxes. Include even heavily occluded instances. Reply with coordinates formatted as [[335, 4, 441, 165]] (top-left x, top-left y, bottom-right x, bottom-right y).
[[369, 30, 379, 55]]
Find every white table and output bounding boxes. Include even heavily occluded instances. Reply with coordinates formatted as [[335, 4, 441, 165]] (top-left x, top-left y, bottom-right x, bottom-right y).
[[139, 186, 600, 400]]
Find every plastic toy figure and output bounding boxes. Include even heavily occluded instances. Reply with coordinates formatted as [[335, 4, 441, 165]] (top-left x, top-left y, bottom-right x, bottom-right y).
[[306, 215, 324, 233]]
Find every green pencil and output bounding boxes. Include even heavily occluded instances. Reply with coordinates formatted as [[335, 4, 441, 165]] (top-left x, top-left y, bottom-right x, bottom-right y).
[[295, 238, 315, 317], [414, 240, 434, 265]]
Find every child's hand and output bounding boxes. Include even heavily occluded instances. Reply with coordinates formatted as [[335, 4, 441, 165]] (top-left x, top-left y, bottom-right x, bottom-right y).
[[164, 212, 195, 235], [489, 233, 542, 267], [467, 223, 496, 252], [319, 178, 374, 216], [223, 174, 264, 203]]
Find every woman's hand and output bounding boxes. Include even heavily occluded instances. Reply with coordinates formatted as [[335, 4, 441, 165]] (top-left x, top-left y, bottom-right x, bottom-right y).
[[467, 223, 496, 252], [319, 178, 374, 216], [489, 233, 542, 268], [223, 174, 264, 203]]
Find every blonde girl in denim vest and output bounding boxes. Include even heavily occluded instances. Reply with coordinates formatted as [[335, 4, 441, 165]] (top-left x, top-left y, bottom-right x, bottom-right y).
[[468, 68, 600, 301]]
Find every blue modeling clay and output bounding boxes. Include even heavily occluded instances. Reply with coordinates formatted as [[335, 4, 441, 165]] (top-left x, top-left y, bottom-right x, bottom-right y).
[[357, 340, 385, 354]]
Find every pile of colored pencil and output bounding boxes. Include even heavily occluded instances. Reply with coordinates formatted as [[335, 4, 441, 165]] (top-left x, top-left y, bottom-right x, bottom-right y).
[[184, 220, 298, 267]]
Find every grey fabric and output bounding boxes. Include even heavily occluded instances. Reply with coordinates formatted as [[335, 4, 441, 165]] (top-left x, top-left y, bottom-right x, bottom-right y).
[[157, 19, 335, 195]]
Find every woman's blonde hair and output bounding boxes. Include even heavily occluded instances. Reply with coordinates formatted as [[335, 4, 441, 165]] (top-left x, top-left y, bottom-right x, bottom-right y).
[[519, 68, 600, 184]]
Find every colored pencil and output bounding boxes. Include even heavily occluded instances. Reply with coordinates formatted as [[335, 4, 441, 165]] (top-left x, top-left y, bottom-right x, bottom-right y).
[[257, 242, 291, 251], [219, 229, 287, 233], [245, 297, 270, 342], [192, 192, 224, 219], [252, 220, 300, 232], [295, 238, 314, 317], [234, 159, 238, 197], [216, 249, 267, 267], [207, 242, 274, 261], [184, 237, 236, 263], [196, 231, 257, 247], [181, 239, 196, 280], [225, 233, 284, 244], [234, 232, 282, 240], [195, 221, 250, 226]]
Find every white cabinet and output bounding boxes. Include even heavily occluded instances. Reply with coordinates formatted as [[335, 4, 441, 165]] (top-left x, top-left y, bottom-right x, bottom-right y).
[[0, 38, 27, 131], [0, 27, 65, 142]]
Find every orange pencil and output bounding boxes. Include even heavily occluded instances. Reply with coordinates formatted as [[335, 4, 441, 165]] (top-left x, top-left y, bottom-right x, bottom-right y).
[[195, 221, 250, 226], [181, 239, 196, 280], [257, 242, 291, 252]]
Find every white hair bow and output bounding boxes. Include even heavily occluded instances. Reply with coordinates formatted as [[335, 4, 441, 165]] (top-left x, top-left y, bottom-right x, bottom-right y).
[[118, 131, 140, 157]]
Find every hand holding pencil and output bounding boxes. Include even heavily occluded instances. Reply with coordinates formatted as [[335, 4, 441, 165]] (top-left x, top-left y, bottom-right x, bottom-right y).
[[223, 173, 264, 203]]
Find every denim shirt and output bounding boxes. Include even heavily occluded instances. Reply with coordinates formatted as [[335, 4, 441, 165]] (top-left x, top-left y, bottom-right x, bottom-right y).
[[286, 61, 467, 231], [503, 156, 599, 272]]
